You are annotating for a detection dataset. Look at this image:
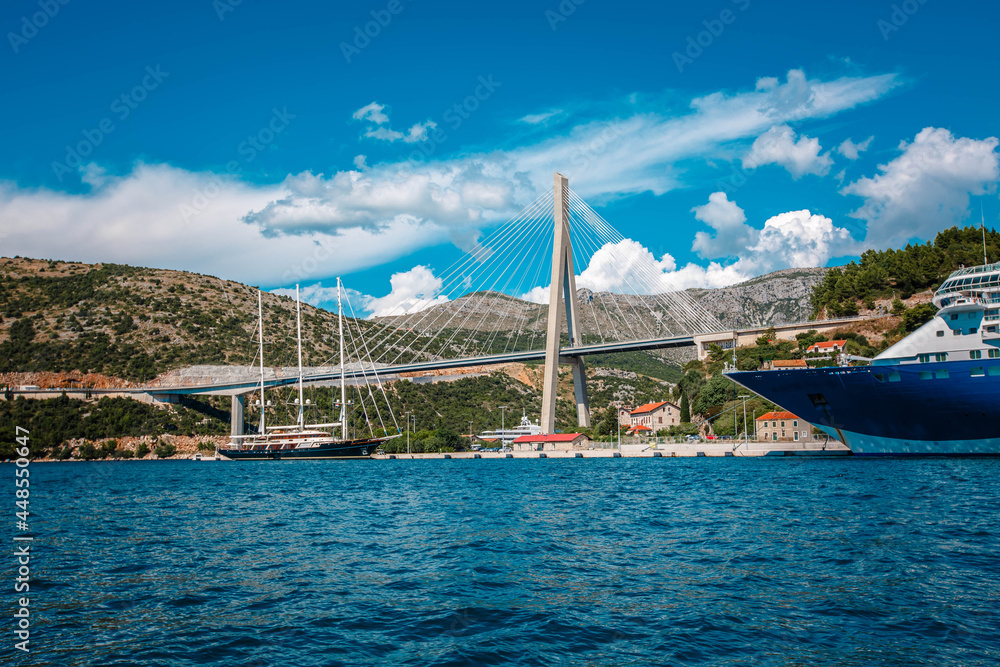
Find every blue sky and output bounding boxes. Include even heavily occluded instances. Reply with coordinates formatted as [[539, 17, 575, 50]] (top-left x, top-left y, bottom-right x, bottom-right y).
[[1, 0, 998, 314]]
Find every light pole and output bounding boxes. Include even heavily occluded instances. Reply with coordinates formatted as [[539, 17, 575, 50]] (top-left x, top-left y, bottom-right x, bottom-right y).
[[738, 395, 751, 445], [405, 410, 411, 455]]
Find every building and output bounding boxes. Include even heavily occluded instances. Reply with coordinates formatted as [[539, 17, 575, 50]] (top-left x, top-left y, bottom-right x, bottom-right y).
[[805, 340, 848, 356], [627, 424, 653, 436], [628, 400, 681, 432], [511, 433, 589, 451], [755, 411, 817, 442]]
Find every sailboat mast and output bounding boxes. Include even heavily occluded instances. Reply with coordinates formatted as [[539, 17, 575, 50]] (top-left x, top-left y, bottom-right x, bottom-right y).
[[258, 290, 265, 436], [338, 277, 347, 440], [296, 284, 305, 429]]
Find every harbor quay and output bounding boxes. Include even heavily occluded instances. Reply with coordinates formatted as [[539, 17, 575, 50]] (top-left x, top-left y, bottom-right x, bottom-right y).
[[375, 440, 852, 460]]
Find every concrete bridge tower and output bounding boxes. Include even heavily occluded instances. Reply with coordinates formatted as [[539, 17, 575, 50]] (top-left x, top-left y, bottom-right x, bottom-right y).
[[540, 172, 591, 433]]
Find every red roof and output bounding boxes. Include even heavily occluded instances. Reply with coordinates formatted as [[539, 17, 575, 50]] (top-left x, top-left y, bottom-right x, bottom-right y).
[[806, 340, 847, 351], [629, 425, 653, 432], [512, 433, 584, 443], [630, 400, 673, 415], [756, 411, 798, 421]]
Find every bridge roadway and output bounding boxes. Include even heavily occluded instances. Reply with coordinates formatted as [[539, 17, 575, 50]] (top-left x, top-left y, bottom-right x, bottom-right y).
[[142, 334, 699, 398], [10, 315, 872, 400]]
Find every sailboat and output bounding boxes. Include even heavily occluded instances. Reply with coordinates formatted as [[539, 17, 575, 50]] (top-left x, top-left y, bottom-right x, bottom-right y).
[[218, 279, 398, 460]]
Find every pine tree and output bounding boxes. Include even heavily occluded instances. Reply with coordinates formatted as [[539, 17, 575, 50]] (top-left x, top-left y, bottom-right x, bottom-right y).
[[680, 392, 690, 423]]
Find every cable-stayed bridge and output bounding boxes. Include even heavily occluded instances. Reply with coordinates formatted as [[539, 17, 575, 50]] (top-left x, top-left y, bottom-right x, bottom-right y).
[[141, 172, 734, 435]]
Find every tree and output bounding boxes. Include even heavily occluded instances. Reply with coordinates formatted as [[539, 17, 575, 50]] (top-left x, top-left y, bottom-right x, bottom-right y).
[[902, 303, 937, 332], [680, 393, 690, 423], [756, 327, 776, 347]]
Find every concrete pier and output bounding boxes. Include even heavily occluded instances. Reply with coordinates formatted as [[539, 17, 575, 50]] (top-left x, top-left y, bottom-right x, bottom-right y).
[[374, 440, 852, 460]]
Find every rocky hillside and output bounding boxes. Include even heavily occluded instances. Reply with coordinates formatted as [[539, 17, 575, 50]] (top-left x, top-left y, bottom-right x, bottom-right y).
[[0, 257, 381, 382], [686, 267, 829, 329], [0, 256, 831, 384]]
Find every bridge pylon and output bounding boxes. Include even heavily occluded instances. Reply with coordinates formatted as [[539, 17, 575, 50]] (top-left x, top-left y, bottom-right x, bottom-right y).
[[540, 172, 591, 434]]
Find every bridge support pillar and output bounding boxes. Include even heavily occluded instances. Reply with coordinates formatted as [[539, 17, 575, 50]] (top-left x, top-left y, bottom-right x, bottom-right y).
[[570, 357, 591, 428], [230, 395, 245, 443], [541, 172, 590, 433]]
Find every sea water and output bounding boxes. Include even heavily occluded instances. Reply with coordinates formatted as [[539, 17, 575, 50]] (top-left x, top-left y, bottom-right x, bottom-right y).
[[10, 457, 1000, 666]]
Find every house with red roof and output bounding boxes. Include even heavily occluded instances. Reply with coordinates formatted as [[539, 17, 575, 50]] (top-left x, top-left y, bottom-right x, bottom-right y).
[[755, 411, 818, 443], [512, 433, 589, 451], [805, 340, 848, 356], [627, 400, 681, 432]]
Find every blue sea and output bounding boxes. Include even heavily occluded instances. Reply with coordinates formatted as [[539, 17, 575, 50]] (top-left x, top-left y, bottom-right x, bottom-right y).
[[9, 458, 1000, 666]]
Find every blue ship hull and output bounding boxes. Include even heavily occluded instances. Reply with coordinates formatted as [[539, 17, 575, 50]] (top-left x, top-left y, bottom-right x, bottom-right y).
[[727, 360, 1000, 455]]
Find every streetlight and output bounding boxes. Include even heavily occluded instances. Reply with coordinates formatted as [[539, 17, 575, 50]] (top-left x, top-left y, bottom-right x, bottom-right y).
[[738, 395, 751, 446], [405, 410, 411, 455]]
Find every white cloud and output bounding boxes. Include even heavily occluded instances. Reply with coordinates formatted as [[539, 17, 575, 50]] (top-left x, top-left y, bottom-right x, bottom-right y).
[[0, 69, 901, 291], [402, 120, 437, 143], [691, 191, 753, 259], [519, 110, 562, 124], [364, 265, 450, 317], [837, 136, 873, 160], [740, 209, 853, 274], [0, 163, 443, 287], [352, 102, 390, 125], [364, 126, 405, 142], [353, 101, 437, 144], [742, 124, 833, 178], [842, 127, 1000, 247], [523, 200, 853, 298], [246, 69, 897, 239]]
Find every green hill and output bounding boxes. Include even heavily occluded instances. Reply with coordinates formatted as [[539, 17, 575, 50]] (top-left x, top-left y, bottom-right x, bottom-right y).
[[810, 225, 1000, 317]]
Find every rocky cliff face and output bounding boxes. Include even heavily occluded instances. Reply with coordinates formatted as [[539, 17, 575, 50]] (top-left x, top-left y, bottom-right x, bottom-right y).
[[685, 268, 829, 329]]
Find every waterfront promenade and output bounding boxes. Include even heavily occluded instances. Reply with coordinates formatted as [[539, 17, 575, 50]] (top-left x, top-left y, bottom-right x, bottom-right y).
[[376, 440, 852, 460]]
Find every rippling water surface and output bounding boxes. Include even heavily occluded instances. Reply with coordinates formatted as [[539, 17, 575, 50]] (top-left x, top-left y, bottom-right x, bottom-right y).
[[11, 457, 1000, 665]]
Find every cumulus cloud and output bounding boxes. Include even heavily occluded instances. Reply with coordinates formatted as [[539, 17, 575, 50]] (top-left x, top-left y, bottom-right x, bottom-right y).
[[837, 136, 873, 160], [742, 124, 833, 178], [364, 265, 450, 317], [521, 198, 854, 299], [691, 192, 753, 259], [842, 127, 1000, 247], [740, 209, 853, 273], [0, 163, 443, 287], [243, 162, 520, 237]]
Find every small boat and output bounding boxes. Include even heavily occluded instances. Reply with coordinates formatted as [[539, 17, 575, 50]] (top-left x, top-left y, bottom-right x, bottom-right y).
[[191, 452, 225, 461], [219, 279, 398, 461]]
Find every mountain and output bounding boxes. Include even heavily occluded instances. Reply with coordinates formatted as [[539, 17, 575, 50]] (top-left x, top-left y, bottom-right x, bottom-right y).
[[686, 267, 830, 329], [0, 256, 830, 385], [0, 257, 376, 382]]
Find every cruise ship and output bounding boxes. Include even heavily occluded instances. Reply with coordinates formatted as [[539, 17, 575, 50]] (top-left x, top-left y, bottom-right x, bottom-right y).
[[726, 262, 1000, 455]]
